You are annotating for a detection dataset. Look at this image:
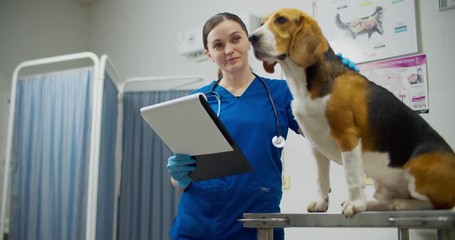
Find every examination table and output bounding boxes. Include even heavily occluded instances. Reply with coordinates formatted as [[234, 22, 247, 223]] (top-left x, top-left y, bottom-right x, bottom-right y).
[[240, 210, 455, 240]]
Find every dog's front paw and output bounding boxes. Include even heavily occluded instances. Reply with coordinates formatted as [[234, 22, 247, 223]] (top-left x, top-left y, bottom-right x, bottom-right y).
[[341, 200, 367, 217], [307, 200, 329, 212]]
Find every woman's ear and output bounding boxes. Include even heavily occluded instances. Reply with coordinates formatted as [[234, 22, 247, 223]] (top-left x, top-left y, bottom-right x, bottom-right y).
[[205, 49, 214, 62]]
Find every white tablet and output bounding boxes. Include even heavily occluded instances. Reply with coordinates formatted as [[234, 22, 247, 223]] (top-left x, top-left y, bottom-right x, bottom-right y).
[[140, 92, 252, 181]]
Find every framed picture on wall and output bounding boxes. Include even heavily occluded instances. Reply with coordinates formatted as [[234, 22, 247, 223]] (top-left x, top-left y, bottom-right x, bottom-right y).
[[439, 0, 455, 11], [314, 0, 418, 63]]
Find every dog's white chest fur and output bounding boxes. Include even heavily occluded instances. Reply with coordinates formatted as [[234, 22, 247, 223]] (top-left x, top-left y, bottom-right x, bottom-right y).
[[281, 60, 343, 163], [292, 93, 344, 164]]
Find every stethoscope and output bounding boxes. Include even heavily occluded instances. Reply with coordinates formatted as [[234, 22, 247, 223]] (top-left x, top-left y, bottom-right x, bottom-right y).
[[205, 73, 286, 148]]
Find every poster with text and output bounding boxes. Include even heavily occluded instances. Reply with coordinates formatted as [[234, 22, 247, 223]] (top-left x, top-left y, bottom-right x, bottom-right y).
[[358, 54, 429, 113], [315, 0, 418, 63]]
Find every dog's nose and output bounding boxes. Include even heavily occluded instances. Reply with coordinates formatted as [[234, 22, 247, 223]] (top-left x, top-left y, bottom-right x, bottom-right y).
[[249, 34, 259, 45]]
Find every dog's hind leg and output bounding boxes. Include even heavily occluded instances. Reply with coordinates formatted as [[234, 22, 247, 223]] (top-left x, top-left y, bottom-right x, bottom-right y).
[[388, 199, 433, 210], [366, 200, 391, 211], [365, 199, 432, 211], [307, 148, 331, 212]]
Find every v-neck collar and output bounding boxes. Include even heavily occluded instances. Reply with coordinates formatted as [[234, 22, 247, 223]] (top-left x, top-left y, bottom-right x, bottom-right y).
[[214, 76, 259, 99]]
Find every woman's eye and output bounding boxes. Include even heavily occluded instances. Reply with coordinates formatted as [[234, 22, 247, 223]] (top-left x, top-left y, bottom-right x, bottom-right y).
[[213, 43, 223, 50], [232, 36, 241, 43]]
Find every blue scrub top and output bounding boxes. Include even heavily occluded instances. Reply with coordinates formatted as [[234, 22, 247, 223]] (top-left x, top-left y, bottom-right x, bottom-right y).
[[169, 76, 299, 240]]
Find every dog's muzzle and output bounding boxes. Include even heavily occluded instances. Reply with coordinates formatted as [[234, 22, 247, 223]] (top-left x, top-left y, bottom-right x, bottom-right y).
[[249, 34, 261, 46], [249, 34, 287, 61], [249, 34, 267, 60]]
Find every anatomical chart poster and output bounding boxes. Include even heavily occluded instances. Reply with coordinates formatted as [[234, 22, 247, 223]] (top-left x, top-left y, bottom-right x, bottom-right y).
[[358, 54, 429, 113], [315, 0, 418, 63]]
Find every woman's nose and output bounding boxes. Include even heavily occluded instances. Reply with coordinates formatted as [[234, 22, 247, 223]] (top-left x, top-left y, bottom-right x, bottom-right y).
[[225, 44, 234, 54]]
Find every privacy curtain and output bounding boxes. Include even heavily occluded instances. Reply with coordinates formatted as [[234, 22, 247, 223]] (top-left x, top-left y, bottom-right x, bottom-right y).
[[118, 90, 191, 240], [10, 67, 93, 240]]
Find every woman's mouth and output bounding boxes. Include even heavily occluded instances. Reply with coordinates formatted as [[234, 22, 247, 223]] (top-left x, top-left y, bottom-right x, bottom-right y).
[[226, 57, 240, 63]]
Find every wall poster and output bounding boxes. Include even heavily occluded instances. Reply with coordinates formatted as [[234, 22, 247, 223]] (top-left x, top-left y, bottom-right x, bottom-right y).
[[358, 54, 429, 113], [315, 0, 418, 63]]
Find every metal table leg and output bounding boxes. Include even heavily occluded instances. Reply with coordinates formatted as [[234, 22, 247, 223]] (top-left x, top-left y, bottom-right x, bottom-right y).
[[437, 228, 455, 240], [257, 228, 274, 240], [398, 228, 409, 240]]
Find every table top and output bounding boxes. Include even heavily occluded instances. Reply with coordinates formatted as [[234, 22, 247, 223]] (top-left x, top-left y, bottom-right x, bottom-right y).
[[240, 210, 455, 229]]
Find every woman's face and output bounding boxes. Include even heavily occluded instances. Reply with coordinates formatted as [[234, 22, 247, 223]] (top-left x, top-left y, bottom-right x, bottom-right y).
[[205, 20, 251, 74]]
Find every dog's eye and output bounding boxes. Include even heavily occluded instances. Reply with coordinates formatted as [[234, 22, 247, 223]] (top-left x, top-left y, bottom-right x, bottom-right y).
[[275, 16, 288, 24]]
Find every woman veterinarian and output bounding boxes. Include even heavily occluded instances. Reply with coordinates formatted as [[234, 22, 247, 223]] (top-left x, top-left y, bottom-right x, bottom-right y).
[[167, 12, 358, 240]]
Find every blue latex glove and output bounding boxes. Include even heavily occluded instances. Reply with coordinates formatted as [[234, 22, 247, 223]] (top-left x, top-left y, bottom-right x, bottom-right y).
[[337, 53, 360, 72], [167, 154, 196, 188]]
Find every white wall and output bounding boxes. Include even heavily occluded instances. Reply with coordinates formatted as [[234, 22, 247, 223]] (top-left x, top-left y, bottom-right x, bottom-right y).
[[0, 0, 454, 239], [88, 0, 312, 80], [417, 0, 455, 147], [0, 74, 9, 195], [0, 1, 92, 80]]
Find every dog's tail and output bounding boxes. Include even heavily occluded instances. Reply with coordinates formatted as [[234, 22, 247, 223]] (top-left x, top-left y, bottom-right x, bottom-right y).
[[335, 13, 350, 28]]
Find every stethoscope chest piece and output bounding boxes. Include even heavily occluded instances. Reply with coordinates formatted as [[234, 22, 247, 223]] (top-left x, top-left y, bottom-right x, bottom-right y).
[[272, 135, 285, 148]]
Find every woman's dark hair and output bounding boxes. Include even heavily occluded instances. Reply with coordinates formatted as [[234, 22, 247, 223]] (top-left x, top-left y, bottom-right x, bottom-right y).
[[202, 12, 249, 50]]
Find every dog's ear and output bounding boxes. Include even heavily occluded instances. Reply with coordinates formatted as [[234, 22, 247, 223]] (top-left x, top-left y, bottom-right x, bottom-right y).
[[263, 61, 276, 74], [290, 12, 328, 68]]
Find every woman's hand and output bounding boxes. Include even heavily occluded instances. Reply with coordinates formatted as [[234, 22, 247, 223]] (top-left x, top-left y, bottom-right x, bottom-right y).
[[337, 53, 360, 72], [167, 154, 196, 190]]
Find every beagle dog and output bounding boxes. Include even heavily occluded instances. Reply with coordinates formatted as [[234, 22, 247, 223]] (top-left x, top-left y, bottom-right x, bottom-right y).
[[250, 8, 455, 217]]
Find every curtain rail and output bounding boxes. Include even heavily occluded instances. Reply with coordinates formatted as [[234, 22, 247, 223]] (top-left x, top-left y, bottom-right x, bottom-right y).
[[100, 54, 123, 90], [119, 75, 206, 97], [99, 54, 123, 240]]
